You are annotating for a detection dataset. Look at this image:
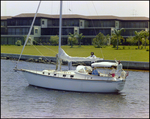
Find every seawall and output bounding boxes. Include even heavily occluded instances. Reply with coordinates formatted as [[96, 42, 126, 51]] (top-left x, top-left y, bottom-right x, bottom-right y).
[[1, 53, 149, 70]]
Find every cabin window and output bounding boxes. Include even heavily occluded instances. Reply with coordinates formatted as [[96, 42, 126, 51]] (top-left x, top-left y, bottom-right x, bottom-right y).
[[63, 74, 66, 77], [70, 75, 74, 78], [48, 73, 50, 75], [43, 72, 44, 74], [54, 74, 56, 76]]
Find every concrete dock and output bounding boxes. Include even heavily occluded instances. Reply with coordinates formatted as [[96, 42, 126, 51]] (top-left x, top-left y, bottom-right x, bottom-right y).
[[1, 53, 149, 70]]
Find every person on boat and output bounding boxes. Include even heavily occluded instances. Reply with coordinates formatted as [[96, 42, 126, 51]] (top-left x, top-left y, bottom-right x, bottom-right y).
[[68, 61, 72, 70], [115, 59, 122, 76], [109, 65, 116, 77], [115, 59, 122, 71], [55, 54, 59, 70], [92, 67, 100, 76], [88, 52, 97, 65], [55, 53, 62, 70]]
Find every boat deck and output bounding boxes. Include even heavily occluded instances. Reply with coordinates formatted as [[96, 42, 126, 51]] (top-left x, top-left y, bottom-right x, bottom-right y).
[[17, 69, 122, 81]]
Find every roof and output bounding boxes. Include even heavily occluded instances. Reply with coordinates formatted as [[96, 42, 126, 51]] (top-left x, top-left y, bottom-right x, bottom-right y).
[[1, 16, 12, 20], [85, 15, 119, 20], [1, 13, 149, 21], [13, 13, 86, 19], [119, 17, 149, 21]]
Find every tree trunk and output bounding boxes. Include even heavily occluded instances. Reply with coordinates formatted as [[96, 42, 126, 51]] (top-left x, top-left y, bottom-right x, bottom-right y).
[[79, 39, 81, 47], [138, 39, 140, 49], [71, 40, 73, 48], [145, 38, 146, 49], [117, 37, 118, 50]]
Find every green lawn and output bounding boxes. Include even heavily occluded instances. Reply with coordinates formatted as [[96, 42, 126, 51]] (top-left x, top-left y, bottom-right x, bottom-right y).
[[1, 45, 149, 62]]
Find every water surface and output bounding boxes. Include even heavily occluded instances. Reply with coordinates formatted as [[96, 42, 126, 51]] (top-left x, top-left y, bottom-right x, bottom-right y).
[[1, 59, 149, 118]]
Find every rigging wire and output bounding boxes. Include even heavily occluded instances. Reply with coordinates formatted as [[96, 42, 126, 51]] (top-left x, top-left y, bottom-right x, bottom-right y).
[[65, 1, 71, 55], [85, 2, 104, 59], [33, 45, 51, 63], [33, 40, 58, 54], [51, 1, 53, 15], [91, 1, 104, 59], [15, 0, 41, 68], [57, 1, 60, 15]]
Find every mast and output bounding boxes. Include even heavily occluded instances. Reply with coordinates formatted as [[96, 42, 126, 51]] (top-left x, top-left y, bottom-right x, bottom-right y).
[[58, 1, 63, 70], [58, 1, 62, 51]]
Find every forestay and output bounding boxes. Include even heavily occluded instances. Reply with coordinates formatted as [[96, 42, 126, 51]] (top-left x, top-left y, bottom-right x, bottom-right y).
[[58, 48, 103, 62]]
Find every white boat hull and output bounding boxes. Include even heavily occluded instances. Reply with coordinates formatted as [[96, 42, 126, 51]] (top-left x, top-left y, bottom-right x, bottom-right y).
[[21, 69, 126, 93]]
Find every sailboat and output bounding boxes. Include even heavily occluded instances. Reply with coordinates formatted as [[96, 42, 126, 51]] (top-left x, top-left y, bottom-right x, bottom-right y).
[[14, 1, 128, 93]]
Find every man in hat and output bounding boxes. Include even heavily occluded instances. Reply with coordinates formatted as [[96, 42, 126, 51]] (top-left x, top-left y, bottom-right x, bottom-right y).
[[88, 52, 97, 65]]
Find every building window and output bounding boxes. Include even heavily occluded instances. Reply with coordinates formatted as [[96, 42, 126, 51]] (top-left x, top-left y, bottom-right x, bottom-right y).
[[1, 21, 5, 26], [80, 21, 82, 26], [35, 29, 38, 33], [42, 21, 44, 25], [75, 30, 77, 34]]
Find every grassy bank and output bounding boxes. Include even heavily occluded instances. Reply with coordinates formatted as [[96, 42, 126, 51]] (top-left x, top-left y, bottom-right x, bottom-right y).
[[1, 45, 149, 62]]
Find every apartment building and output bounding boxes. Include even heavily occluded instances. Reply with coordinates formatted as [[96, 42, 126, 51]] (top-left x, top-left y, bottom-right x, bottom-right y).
[[1, 13, 149, 45]]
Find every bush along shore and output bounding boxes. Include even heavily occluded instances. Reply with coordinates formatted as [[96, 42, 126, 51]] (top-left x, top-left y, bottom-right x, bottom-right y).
[[1, 53, 149, 70]]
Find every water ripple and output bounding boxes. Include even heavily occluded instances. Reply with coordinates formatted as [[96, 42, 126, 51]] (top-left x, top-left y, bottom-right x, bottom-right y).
[[1, 59, 149, 118]]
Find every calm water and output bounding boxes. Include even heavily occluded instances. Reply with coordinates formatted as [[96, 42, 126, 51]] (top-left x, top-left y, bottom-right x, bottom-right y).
[[1, 59, 149, 118]]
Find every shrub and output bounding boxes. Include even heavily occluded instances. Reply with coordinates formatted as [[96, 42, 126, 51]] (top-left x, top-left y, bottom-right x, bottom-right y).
[[49, 35, 59, 46], [126, 36, 136, 45], [23, 35, 32, 46], [115, 47, 121, 50], [122, 46, 125, 50], [146, 48, 149, 51], [33, 40, 38, 45], [92, 32, 106, 48], [103, 45, 106, 48], [110, 34, 121, 48], [47, 42, 50, 45], [43, 42, 46, 45], [15, 40, 21, 46], [68, 34, 78, 48]]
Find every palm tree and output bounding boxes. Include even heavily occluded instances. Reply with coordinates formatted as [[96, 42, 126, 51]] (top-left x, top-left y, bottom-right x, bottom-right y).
[[140, 30, 149, 49], [114, 28, 125, 50], [92, 32, 105, 48], [77, 33, 85, 47], [105, 34, 110, 45], [67, 33, 78, 48], [134, 31, 142, 49]]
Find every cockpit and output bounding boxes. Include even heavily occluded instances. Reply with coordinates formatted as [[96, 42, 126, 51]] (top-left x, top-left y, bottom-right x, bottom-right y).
[[75, 65, 92, 74]]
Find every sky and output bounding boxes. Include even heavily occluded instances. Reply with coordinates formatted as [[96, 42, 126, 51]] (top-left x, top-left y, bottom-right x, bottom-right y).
[[1, 1, 149, 17]]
